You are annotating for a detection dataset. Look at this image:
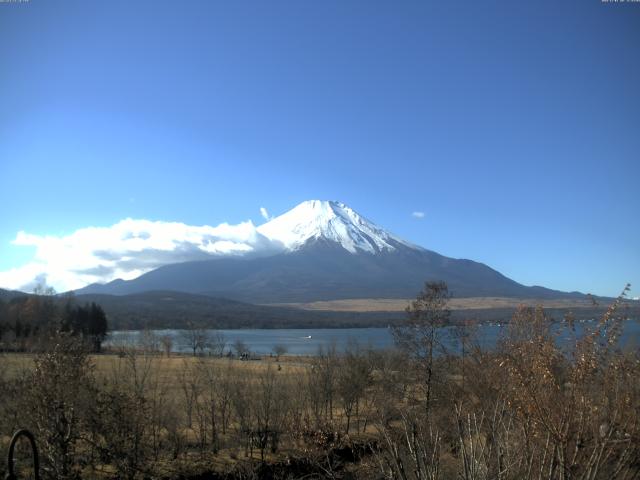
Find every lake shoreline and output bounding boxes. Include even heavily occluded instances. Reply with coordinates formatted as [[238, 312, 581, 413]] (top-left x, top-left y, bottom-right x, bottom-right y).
[[106, 318, 640, 356]]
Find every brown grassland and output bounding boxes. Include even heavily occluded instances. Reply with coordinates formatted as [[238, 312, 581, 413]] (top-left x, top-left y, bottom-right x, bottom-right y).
[[269, 296, 606, 312]]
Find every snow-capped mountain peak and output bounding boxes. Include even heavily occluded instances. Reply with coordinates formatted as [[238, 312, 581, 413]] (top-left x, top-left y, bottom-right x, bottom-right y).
[[257, 200, 418, 254]]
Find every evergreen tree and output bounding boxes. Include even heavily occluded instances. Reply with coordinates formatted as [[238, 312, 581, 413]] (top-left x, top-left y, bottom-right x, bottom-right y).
[[88, 302, 108, 352]]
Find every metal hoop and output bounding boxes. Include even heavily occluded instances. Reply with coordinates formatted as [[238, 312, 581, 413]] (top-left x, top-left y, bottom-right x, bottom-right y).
[[5, 429, 39, 480]]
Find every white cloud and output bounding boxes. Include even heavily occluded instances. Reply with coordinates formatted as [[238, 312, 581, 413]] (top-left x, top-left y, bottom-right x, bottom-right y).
[[260, 207, 272, 221], [411, 211, 425, 219], [0, 218, 284, 293]]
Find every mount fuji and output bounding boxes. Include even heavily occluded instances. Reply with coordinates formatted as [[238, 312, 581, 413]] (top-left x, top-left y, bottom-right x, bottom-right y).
[[256, 200, 417, 254], [75, 200, 578, 303]]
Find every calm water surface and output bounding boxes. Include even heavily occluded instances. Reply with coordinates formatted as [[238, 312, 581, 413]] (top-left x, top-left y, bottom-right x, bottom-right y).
[[108, 319, 640, 356]]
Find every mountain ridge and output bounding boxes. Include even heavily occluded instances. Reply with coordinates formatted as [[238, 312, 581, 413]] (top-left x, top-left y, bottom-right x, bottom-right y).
[[74, 200, 587, 302]]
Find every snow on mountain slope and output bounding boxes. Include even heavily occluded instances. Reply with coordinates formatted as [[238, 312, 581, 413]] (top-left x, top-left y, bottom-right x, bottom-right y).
[[257, 200, 420, 254]]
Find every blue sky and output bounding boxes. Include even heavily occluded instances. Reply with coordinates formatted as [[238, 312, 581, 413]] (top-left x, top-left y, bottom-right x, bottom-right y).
[[0, 0, 639, 297]]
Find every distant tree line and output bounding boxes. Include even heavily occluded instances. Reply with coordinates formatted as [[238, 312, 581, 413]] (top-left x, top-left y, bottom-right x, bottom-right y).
[[0, 292, 108, 352]]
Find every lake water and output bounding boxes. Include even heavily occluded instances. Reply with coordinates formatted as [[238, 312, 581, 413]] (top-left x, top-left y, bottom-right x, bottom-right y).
[[107, 318, 640, 356]]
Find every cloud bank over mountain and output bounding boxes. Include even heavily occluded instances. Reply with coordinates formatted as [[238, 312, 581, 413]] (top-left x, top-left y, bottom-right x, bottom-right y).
[[0, 218, 281, 292]]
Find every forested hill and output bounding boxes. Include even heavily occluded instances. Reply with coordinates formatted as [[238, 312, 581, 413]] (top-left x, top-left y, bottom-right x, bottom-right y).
[[2, 288, 635, 332], [72, 290, 638, 330], [0, 287, 30, 302], [0, 289, 108, 351], [73, 290, 401, 330]]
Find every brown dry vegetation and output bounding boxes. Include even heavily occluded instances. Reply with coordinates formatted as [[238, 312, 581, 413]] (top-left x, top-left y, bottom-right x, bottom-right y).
[[269, 296, 610, 312], [0, 284, 638, 480]]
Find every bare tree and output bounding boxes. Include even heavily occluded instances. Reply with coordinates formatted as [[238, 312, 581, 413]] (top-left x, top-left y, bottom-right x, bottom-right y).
[[178, 360, 200, 429], [214, 361, 235, 435], [393, 281, 450, 418], [160, 334, 173, 357], [376, 410, 442, 480], [26, 334, 96, 480], [209, 330, 227, 357], [233, 339, 249, 358], [337, 343, 372, 434], [252, 366, 289, 460], [308, 342, 338, 429], [194, 359, 219, 454], [93, 385, 150, 480], [273, 343, 287, 361], [139, 329, 160, 354], [181, 324, 211, 356], [110, 332, 136, 357]]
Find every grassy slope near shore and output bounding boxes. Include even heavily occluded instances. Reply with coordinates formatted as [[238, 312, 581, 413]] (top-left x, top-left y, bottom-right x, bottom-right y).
[[267, 296, 611, 312]]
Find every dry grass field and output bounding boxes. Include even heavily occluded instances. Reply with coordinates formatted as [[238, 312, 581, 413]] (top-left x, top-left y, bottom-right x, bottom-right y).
[[1, 351, 311, 374], [270, 296, 601, 312], [1, 350, 361, 478]]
